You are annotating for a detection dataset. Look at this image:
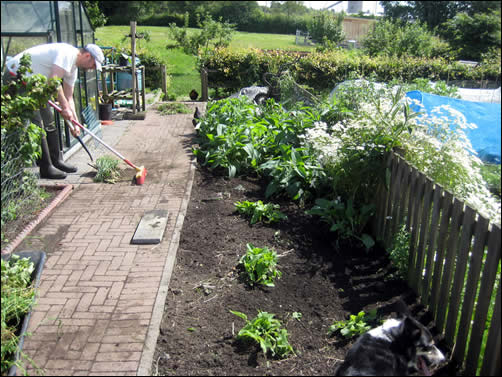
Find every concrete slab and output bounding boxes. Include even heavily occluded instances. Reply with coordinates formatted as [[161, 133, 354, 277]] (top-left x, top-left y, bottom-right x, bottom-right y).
[[131, 209, 169, 244]]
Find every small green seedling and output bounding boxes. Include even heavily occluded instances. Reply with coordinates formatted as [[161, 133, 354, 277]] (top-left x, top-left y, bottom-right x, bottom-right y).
[[234, 200, 287, 225], [239, 243, 281, 287], [230, 310, 294, 359], [93, 155, 121, 184], [292, 312, 302, 321], [327, 309, 378, 338]]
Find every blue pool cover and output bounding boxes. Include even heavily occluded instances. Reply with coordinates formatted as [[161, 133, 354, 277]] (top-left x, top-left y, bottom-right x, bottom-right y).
[[406, 90, 501, 164]]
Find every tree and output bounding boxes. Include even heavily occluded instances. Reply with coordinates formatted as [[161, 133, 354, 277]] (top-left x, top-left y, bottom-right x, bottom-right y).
[[83, 1, 107, 28], [307, 11, 345, 47]]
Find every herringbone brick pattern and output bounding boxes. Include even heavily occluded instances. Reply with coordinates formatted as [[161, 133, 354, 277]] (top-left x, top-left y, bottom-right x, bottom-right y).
[[16, 104, 203, 375]]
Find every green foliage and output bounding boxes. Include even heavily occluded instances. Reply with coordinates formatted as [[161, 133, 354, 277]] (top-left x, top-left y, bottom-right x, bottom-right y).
[[93, 156, 121, 184], [327, 309, 378, 338], [83, 1, 107, 29], [169, 12, 236, 60], [239, 243, 282, 287], [306, 198, 375, 250], [361, 19, 452, 59], [234, 200, 287, 225], [1, 255, 36, 375], [391, 77, 460, 98], [307, 11, 345, 47], [1, 54, 59, 244], [388, 224, 411, 280], [230, 310, 294, 359], [441, 9, 501, 60]]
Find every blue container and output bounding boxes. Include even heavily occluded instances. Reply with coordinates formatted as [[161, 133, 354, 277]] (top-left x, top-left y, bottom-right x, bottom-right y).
[[117, 69, 143, 91]]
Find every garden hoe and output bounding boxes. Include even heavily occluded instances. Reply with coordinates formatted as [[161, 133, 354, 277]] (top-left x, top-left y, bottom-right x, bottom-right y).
[[48, 100, 147, 185]]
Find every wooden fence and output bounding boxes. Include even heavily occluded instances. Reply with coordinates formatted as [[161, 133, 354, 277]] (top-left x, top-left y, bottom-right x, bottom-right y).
[[373, 151, 501, 376]]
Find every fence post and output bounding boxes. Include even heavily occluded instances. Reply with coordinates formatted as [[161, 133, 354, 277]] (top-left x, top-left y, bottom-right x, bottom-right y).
[[201, 68, 208, 101], [161, 64, 167, 99]]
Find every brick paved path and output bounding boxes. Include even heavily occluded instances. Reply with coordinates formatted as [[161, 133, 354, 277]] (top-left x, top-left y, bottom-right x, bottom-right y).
[[15, 103, 203, 375]]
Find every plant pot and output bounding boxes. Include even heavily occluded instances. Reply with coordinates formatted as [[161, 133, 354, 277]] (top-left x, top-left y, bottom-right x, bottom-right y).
[[99, 103, 113, 120], [1, 251, 46, 376]]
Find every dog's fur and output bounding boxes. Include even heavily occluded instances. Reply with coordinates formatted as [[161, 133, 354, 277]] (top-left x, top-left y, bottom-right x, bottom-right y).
[[335, 315, 445, 376]]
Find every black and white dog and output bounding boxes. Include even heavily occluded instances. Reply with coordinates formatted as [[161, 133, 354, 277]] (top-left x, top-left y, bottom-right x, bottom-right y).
[[335, 315, 445, 376]]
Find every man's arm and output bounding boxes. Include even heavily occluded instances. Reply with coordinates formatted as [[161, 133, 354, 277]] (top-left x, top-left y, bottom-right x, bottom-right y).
[[50, 65, 80, 137]]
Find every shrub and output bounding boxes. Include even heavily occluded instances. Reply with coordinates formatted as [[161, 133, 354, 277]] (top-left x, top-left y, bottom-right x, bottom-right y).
[[307, 11, 345, 46]]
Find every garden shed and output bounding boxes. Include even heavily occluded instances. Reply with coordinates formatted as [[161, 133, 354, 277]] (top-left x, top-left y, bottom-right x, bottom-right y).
[[1, 0, 99, 152]]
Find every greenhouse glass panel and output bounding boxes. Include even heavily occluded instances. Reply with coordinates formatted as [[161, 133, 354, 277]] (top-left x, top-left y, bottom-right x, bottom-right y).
[[1, 1, 53, 34], [58, 1, 76, 46]]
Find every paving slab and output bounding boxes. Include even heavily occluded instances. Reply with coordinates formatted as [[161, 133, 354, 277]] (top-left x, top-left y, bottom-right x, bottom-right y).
[[131, 210, 169, 244], [13, 101, 205, 376]]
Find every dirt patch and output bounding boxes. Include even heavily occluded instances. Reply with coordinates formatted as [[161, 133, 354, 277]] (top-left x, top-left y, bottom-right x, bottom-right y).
[[153, 166, 459, 376], [1, 186, 59, 251]]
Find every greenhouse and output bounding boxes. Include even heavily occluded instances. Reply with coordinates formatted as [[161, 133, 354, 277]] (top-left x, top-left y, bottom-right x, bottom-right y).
[[1, 0, 99, 151]]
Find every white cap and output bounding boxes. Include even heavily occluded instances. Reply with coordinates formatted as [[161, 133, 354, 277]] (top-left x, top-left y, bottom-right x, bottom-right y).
[[84, 44, 104, 71]]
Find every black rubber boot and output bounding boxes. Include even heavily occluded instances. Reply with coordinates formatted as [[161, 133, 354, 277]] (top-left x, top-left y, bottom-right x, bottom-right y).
[[46, 129, 77, 173], [39, 136, 66, 179]]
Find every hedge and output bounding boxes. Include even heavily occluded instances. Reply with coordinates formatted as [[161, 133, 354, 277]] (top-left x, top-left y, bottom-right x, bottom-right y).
[[202, 48, 501, 91]]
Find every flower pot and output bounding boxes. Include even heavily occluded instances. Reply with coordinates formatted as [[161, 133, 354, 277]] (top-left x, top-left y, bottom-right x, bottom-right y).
[[99, 103, 113, 120], [1, 251, 46, 376]]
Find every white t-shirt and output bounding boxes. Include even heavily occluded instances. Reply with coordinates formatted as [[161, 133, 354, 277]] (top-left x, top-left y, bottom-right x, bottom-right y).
[[6, 43, 79, 87]]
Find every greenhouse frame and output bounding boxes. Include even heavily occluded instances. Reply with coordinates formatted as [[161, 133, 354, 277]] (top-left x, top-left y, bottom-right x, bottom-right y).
[[1, 0, 100, 151]]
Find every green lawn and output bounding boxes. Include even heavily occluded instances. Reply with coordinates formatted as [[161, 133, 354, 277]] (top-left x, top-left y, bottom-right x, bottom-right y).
[[95, 25, 316, 99]]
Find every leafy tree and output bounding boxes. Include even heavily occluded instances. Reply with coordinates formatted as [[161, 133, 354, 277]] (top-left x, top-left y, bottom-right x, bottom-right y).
[[362, 19, 451, 59], [441, 9, 501, 60], [307, 11, 345, 46], [83, 1, 107, 28]]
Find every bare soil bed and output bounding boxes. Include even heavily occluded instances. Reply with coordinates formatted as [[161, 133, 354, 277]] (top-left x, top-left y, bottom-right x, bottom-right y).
[[153, 166, 459, 376]]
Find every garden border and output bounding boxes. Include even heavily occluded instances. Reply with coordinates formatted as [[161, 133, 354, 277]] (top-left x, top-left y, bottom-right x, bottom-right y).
[[1, 184, 73, 255]]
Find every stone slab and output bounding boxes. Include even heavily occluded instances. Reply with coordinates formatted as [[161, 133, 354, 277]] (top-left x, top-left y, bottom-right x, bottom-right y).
[[131, 210, 169, 244]]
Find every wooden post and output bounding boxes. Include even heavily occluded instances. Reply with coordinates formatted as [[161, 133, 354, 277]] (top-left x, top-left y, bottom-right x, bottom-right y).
[[141, 66, 146, 111], [161, 64, 167, 99], [131, 21, 137, 114], [201, 67, 208, 101]]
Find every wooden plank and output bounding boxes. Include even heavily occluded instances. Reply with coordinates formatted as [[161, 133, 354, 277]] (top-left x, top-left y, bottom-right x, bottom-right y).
[[429, 190, 454, 319], [421, 185, 443, 306], [445, 205, 476, 346], [454, 215, 490, 364], [407, 172, 425, 286], [436, 198, 464, 333], [383, 154, 399, 248], [201, 68, 208, 101], [395, 163, 412, 235], [376, 153, 393, 241], [465, 226, 501, 375], [414, 177, 434, 294], [387, 156, 405, 246], [405, 167, 419, 232], [480, 281, 501, 376]]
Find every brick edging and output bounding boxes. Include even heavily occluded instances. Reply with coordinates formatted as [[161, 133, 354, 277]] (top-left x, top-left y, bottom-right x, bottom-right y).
[[1, 184, 73, 255]]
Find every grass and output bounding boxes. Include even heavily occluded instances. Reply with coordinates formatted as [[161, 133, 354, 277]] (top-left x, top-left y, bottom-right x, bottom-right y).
[[94, 26, 315, 99]]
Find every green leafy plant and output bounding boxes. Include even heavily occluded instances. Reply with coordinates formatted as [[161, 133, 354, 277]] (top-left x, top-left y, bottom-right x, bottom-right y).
[[388, 223, 411, 280], [234, 200, 287, 225], [239, 243, 282, 287], [93, 155, 121, 184], [306, 198, 375, 250], [230, 310, 294, 359], [327, 309, 378, 338], [1, 255, 37, 375], [156, 102, 191, 115]]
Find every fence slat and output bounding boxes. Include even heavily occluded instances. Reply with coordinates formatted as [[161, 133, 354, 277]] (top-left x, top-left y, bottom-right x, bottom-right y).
[[405, 168, 419, 231], [413, 177, 435, 293], [436, 198, 464, 333], [395, 163, 412, 235], [454, 215, 490, 364], [429, 191, 454, 318], [375, 153, 393, 241], [465, 226, 501, 375], [389, 157, 406, 241], [421, 184, 443, 305], [407, 173, 426, 285], [480, 281, 501, 376], [384, 154, 401, 247], [445, 205, 476, 346]]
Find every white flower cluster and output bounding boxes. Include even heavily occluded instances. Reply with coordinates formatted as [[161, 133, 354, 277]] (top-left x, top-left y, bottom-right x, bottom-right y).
[[302, 83, 500, 225]]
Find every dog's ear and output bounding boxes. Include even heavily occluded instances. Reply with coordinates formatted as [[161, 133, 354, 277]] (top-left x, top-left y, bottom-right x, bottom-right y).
[[394, 299, 412, 319], [402, 317, 422, 341]]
